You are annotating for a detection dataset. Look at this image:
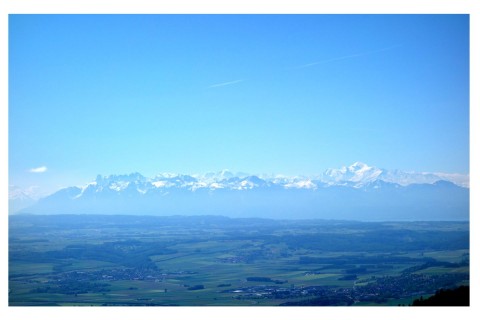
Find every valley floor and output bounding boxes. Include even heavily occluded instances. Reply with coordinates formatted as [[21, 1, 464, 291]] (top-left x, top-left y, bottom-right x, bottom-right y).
[[8, 215, 469, 306]]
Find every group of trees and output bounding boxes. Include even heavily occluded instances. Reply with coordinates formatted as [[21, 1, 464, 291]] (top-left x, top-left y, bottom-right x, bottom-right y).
[[412, 286, 469, 306]]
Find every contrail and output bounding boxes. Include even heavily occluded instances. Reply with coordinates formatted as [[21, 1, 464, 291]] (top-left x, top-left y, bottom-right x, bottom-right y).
[[294, 44, 403, 70], [208, 79, 244, 88]]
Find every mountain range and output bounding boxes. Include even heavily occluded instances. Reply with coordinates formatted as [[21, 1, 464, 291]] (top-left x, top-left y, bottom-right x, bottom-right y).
[[11, 162, 469, 221]]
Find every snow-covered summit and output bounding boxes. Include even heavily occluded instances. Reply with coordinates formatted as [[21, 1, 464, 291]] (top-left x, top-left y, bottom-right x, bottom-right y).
[[10, 162, 469, 215], [72, 162, 469, 194], [13, 162, 469, 219], [322, 162, 468, 188], [322, 162, 383, 185]]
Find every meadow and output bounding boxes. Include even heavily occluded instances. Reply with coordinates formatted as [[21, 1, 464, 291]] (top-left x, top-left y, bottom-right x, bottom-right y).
[[9, 215, 469, 306]]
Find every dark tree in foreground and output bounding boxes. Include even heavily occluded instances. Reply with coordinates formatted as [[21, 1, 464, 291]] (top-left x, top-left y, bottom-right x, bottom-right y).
[[412, 286, 469, 306]]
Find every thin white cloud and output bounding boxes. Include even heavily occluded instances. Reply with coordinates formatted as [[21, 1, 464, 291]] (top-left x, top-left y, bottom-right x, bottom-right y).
[[208, 79, 244, 88], [29, 166, 47, 173]]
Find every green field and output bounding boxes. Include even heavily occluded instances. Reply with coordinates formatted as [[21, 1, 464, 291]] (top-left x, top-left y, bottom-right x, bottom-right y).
[[9, 215, 469, 306]]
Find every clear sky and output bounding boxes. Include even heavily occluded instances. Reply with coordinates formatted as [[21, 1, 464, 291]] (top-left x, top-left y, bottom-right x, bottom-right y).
[[9, 14, 469, 196]]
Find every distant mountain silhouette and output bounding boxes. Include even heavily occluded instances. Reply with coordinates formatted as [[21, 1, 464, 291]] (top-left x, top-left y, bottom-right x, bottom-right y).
[[13, 163, 469, 220]]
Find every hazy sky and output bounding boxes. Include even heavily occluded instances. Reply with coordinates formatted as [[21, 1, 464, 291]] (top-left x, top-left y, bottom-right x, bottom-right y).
[[9, 14, 469, 195]]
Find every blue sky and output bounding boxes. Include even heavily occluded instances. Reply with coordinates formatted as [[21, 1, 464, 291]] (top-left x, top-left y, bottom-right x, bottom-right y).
[[9, 14, 469, 195]]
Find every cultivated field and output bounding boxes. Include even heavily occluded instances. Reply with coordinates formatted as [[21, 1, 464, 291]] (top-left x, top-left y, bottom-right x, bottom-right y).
[[9, 215, 469, 306]]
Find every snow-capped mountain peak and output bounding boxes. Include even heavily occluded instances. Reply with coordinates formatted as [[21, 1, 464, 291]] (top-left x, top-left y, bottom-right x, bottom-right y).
[[95, 172, 146, 186], [55, 162, 469, 197], [322, 162, 383, 185], [348, 161, 369, 171], [320, 162, 468, 188], [81, 163, 469, 193], [12, 162, 469, 220]]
